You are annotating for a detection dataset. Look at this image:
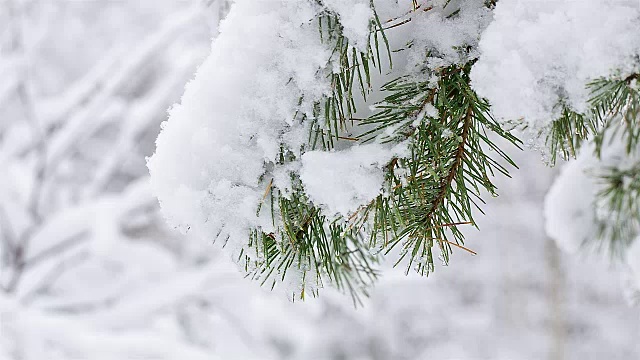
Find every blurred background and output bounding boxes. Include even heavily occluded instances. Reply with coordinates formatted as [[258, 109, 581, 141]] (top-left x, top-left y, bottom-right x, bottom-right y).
[[0, 1, 638, 359]]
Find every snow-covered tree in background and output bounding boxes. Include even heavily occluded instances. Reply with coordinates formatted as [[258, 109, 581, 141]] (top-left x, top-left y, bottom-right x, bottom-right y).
[[150, 0, 640, 302]]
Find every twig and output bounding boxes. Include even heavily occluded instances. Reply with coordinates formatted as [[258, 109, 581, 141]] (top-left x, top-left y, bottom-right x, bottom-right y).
[[434, 238, 477, 256]]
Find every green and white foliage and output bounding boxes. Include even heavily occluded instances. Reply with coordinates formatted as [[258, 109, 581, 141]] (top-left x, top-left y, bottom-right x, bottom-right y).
[[149, 0, 640, 302]]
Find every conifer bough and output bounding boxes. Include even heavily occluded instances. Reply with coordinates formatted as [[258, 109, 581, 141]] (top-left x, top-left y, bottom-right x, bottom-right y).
[[148, 0, 640, 303]]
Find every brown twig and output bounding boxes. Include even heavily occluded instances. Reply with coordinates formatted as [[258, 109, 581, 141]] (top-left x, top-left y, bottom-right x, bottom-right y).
[[435, 238, 477, 256]]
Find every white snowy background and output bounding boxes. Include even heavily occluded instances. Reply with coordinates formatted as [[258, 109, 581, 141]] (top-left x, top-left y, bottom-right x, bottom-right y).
[[0, 1, 639, 359]]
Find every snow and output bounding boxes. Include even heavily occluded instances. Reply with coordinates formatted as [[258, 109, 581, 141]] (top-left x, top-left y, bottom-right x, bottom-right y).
[[624, 239, 640, 304], [405, 0, 492, 71], [148, 1, 334, 261], [472, 0, 640, 147], [322, 0, 373, 51], [544, 146, 600, 253], [300, 143, 407, 217]]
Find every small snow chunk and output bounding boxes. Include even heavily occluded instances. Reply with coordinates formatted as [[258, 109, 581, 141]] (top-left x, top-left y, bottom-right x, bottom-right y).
[[441, 128, 454, 139], [323, 0, 373, 50], [405, 0, 492, 71], [300, 143, 407, 217]]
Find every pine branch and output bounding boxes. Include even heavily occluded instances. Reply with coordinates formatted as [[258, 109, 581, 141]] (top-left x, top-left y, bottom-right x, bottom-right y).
[[358, 63, 519, 275], [247, 183, 379, 306], [310, 3, 392, 150], [595, 162, 640, 255], [242, 0, 519, 301], [546, 73, 640, 164]]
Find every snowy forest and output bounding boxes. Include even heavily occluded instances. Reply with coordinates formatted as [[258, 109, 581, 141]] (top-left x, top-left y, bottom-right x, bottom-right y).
[[1, 0, 640, 359]]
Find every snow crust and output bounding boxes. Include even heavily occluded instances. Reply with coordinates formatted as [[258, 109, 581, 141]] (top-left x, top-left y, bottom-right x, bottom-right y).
[[405, 0, 492, 71], [300, 143, 407, 217], [323, 0, 372, 51], [148, 1, 380, 273], [472, 0, 640, 143]]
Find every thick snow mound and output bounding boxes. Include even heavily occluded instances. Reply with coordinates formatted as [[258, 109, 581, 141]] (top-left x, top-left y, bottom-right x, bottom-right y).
[[472, 0, 640, 142], [148, 1, 333, 253], [147, 1, 385, 273]]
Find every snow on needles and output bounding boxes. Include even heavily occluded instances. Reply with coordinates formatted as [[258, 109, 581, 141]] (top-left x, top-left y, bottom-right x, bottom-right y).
[[300, 144, 407, 218], [148, 1, 383, 279], [405, 0, 492, 71], [323, 0, 372, 51], [472, 0, 640, 144]]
